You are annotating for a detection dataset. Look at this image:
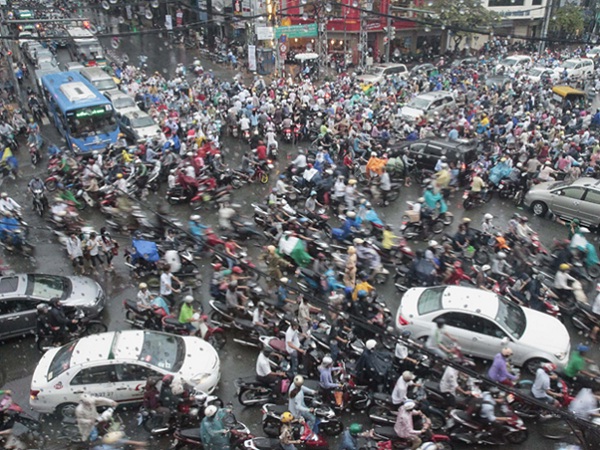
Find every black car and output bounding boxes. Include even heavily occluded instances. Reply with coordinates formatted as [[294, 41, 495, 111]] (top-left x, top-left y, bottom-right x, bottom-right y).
[[389, 138, 479, 172]]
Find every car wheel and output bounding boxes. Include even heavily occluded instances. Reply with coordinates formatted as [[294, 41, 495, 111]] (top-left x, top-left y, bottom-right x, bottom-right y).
[[56, 402, 78, 420], [531, 201, 548, 217], [523, 357, 550, 376]]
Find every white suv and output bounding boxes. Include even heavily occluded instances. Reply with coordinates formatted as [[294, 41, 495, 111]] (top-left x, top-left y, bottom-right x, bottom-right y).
[[555, 58, 594, 79]]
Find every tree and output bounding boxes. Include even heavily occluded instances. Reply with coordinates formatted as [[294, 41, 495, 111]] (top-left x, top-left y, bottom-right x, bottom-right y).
[[429, 0, 500, 50], [550, 4, 585, 38]]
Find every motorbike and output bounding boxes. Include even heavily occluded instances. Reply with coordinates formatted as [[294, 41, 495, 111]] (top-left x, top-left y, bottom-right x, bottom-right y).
[[445, 402, 528, 445], [123, 299, 165, 331], [0, 393, 45, 449], [244, 421, 329, 450], [140, 388, 223, 436], [37, 308, 108, 352], [161, 314, 227, 350], [508, 377, 573, 420], [282, 127, 293, 143], [570, 301, 600, 338], [170, 414, 252, 449], [261, 401, 343, 437], [31, 188, 46, 216], [371, 416, 452, 450], [235, 373, 320, 407], [166, 184, 196, 205], [29, 142, 41, 167], [462, 189, 493, 210]]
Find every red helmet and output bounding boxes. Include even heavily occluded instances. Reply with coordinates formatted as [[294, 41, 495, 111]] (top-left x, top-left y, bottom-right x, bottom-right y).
[[453, 261, 462, 268], [232, 266, 243, 274]]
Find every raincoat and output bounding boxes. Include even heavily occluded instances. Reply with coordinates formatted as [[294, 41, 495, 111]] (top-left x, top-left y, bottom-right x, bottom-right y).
[[200, 408, 231, 450], [424, 189, 447, 214]]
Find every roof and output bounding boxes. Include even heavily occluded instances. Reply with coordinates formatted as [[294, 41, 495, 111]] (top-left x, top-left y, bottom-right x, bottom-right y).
[[439, 286, 499, 318], [503, 54, 531, 60], [67, 27, 95, 39], [41, 71, 109, 110], [69, 330, 144, 366], [417, 90, 453, 99], [80, 67, 112, 79], [123, 110, 151, 119]]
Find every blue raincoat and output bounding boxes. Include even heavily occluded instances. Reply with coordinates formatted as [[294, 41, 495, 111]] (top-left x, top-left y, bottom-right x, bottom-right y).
[[200, 408, 231, 450], [424, 189, 448, 214]]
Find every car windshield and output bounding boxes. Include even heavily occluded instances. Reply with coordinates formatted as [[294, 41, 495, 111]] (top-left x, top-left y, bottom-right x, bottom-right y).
[[138, 332, 184, 372], [495, 297, 526, 338], [26, 275, 67, 299], [131, 115, 155, 128], [0, 276, 19, 294], [67, 106, 117, 139], [417, 287, 444, 315], [407, 97, 431, 110], [47, 343, 75, 380], [113, 97, 136, 110], [591, 48, 600, 55], [367, 66, 385, 75], [502, 59, 519, 67], [562, 61, 578, 69], [529, 68, 543, 76], [93, 79, 117, 91]]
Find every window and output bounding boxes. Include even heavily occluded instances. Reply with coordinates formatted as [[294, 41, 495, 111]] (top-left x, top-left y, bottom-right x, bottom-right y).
[[47, 343, 75, 380], [138, 332, 184, 372], [408, 143, 427, 155], [71, 365, 117, 385], [495, 298, 526, 338], [532, 0, 542, 5], [438, 312, 479, 331], [0, 276, 19, 294], [417, 287, 444, 315], [488, 0, 524, 5], [479, 318, 507, 339], [115, 364, 159, 382], [0, 299, 31, 315], [26, 275, 66, 299], [426, 145, 444, 157], [560, 187, 585, 200], [583, 190, 600, 204]]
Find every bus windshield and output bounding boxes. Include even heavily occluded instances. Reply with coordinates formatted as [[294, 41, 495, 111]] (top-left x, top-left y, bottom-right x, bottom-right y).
[[67, 106, 117, 138]]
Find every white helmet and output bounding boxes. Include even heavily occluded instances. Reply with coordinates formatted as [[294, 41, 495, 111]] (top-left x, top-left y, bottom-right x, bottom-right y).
[[497, 252, 507, 259], [366, 339, 377, 350], [190, 215, 201, 221], [293, 375, 305, 386], [183, 295, 194, 303], [403, 400, 416, 411], [204, 405, 217, 417], [322, 356, 333, 366], [484, 213, 493, 220]]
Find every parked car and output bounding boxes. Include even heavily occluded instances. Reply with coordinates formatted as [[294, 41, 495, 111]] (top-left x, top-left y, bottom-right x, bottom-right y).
[[117, 110, 161, 143], [104, 90, 140, 116], [0, 274, 105, 340], [357, 63, 408, 84], [30, 330, 221, 417], [450, 57, 479, 69], [485, 74, 513, 88], [524, 177, 600, 227], [389, 138, 478, 172], [522, 67, 559, 83], [400, 91, 455, 122], [496, 54, 532, 73], [395, 286, 571, 374], [554, 58, 594, 79], [409, 63, 437, 77]]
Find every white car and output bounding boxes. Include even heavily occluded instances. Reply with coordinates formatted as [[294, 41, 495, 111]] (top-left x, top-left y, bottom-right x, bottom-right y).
[[496, 55, 532, 73], [104, 90, 140, 116], [400, 91, 455, 122], [554, 58, 594, 79], [586, 46, 600, 59], [357, 63, 408, 84], [395, 286, 570, 374], [30, 330, 220, 417], [118, 110, 161, 143], [522, 67, 558, 83]]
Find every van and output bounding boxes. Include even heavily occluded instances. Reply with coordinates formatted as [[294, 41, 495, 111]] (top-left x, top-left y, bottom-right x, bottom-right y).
[[400, 91, 455, 122], [389, 138, 478, 172], [356, 63, 408, 84], [496, 55, 532, 73], [79, 67, 118, 93], [554, 58, 594, 79]]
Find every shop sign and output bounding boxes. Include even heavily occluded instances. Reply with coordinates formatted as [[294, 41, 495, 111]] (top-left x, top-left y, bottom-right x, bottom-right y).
[[256, 26, 275, 40], [274, 23, 317, 39]]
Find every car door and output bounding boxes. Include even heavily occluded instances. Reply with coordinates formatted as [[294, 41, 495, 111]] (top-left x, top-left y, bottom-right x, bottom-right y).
[[550, 186, 585, 220], [68, 364, 118, 400], [467, 316, 509, 359], [434, 312, 479, 356], [0, 298, 37, 339], [113, 363, 163, 404], [578, 189, 600, 226], [423, 143, 445, 169], [406, 142, 428, 166]]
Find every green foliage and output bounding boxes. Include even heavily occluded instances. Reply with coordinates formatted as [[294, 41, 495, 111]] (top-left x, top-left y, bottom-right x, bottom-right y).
[[550, 4, 585, 36], [430, 0, 500, 38]]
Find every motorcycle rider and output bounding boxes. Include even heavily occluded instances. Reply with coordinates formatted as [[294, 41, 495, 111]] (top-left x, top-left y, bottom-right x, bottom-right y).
[[563, 344, 599, 389], [487, 347, 518, 386], [288, 375, 317, 432], [532, 363, 560, 405], [469, 171, 486, 200], [256, 345, 286, 387], [47, 297, 76, 344], [439, 364, 472, 408], [425, 319, 458, 358], [490, 251, 511, 280], [28, 177, 48, 209], [285, 320, 305, 375], [178, 295, 201, 332], [318, 356, 342, 402], [478, 387, 512, 440], [279, 411, 301, 450], [338, 423, 372, 450], [391, 370, 416, 406], [0, 192, 21, 216], [481, 213, 494, 235], [200, 404, 231, 450], [554, 263, 577, 300], [394, 400, 427, 450], [75, 394, 117, 442]]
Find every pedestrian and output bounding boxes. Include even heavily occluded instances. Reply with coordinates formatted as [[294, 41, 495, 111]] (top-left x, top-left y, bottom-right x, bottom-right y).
[[160, 266, 181, 306], [85, 232, 103, 274], [66, 232, 85, 275], [99, 228, 118, 271]]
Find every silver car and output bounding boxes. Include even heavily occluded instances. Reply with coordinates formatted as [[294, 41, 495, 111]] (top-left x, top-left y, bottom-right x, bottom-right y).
[[524, 177, 600, 227], [0, 274, 105, 340]]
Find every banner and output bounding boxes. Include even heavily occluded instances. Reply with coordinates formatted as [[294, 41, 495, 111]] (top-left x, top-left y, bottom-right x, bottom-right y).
[[165, 14, 173, 30], [248, 45, 257, 71], [274, 23, 318, 39], [256, 26, 275, 40]]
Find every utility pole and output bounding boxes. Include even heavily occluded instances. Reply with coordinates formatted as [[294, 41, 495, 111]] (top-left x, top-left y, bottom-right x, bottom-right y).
[[0, 2, 21, 102], [538, 0, 553, 54]]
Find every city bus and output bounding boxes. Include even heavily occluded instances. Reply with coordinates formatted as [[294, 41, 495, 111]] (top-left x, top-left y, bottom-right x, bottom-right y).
[[40, 72, 119, 153], [67, 27, 106, 67]]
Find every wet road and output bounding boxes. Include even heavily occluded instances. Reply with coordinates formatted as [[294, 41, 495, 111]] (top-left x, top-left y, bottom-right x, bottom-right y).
[[0, 32, 597, 448]]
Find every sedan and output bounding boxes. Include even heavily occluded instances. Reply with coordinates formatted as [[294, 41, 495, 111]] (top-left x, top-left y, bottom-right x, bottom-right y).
[[0, 274, 105, 340], [30, 330, 221, 417], [522, 67, 559, 83], [524, 177, 600, 228], [118, 111, 161, 143], [395, 286, 571, 374]]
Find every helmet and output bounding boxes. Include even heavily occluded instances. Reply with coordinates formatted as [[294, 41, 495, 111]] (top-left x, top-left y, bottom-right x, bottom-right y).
[[322, 356, 333, 366], [310, 190, 317, 196], [357, 289, 367, 298], [0, 192, 7, 198], [497, 252, 506, 259], [190, 215, 201, 221], [139, 282, 148, 289], [417, 197, 425, 203], [501, 347, 513, 357], [349, 423, 363, 436], [542, 363, 557, 373], [481, 264, 491, 271], [183, 295, 194, 303], [281, 411, 294, 423], [577, 344, 590, 353], [428, 240, 438, 247], [36, 303, 49, 312], [559, 263, 570, 271], [366, 339, 377, 350], [402, 371, 415, 381], [403, 400, 416, 411], [162, 374, 174, 385], [204, 405, 218, 418], [401, 330, 412, 339], [484, 213, 493, 220], [293, 375, 304, 386], [232, 266, 243, 274], [454, 260, 462, 268], [419, 444, 440, 450], [116, 173, 123, 179]]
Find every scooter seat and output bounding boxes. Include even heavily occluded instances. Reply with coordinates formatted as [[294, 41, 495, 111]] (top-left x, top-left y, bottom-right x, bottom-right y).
[[163, 317, 183, 327], [268, 404, 289, 415], [373, 392, 393, 402], [250, 437, 281, 449], [451, 410, 480, 429], [303, 379, 320, 391], [235, 318, 254, 329], [124, 298, 138, 310], [424, 379, 442, 394], [268, 338, 287, 353], [178, 428, 202, 442], [374, 426, 399, 439]]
